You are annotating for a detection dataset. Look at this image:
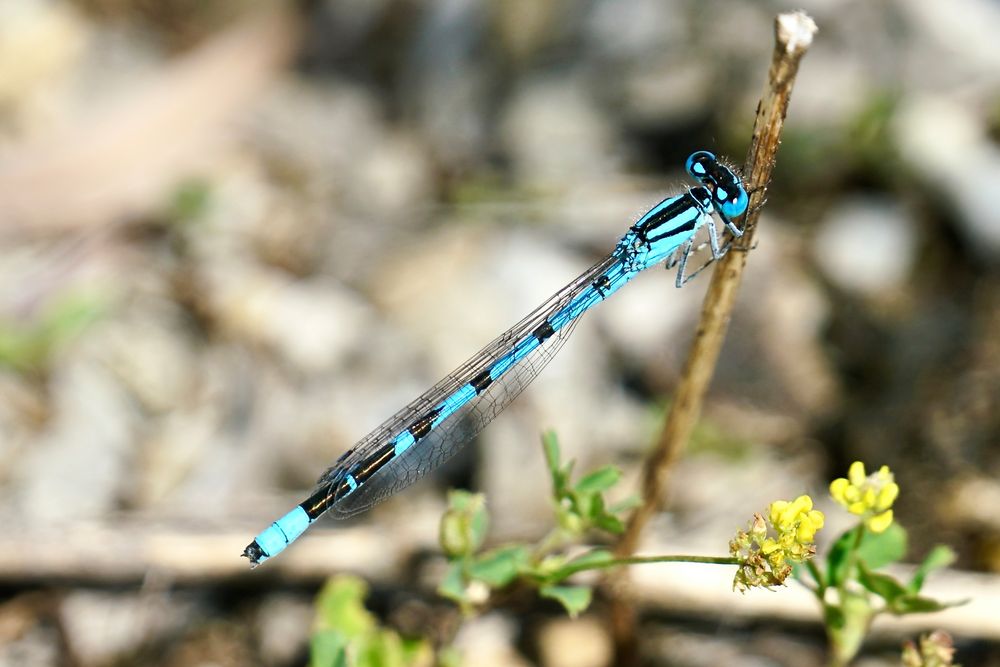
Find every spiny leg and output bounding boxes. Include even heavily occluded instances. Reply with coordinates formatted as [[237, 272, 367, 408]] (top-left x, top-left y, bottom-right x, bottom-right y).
[[673, 238, 695, 288], [706, 216, 726, 259]]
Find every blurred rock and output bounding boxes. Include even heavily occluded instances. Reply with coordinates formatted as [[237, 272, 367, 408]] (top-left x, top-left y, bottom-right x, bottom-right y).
[[99, 303, 199, 414], [0, 627, 60, 667], [60, 591, 192, 666], [15, 359, 133, 521], [494, 0, 560, 63], [350, 132, 435, 222], [750, 223, 840, 415], [0, 0, 88, 128], [584, 0, 683, 59], [501, 78, 617, 188], [895, 96, 1000, 259], [452, 613, 529, 667], [252, 78, 385, 198], [902, 0, 1000, 76], [646, 627, 803, 667], [403, 0, 490, 167], [620, 56, 715, 127], [813, 197, 918, 296], [537, 616, 612, 667], [255, 593, 312, 666], [202, 260, 375, 374]]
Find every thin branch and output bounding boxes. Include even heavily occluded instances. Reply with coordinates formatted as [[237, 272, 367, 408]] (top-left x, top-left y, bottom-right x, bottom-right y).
[[548, 555, 738, 583], [608, 10, 818, 660]]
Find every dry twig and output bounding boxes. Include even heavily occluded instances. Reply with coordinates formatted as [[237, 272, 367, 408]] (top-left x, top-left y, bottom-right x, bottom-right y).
[[608, 11, 818, 660]]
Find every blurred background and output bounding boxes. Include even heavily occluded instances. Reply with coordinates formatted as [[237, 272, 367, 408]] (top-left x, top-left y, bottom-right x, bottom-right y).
[[0, 0, 998, 665]]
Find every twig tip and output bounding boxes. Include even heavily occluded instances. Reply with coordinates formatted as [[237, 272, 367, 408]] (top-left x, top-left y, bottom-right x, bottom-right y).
[[776, 11, 818, 55]]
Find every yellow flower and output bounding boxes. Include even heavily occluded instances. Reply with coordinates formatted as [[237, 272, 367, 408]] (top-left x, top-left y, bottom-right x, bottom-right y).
[[829, 461, 899, 533], [730, 496, 825, 592]]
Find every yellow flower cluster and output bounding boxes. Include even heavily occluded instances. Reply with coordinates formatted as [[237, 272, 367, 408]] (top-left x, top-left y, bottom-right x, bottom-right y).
[[730, 495, 824, 592], [829, 461, 899, 533]]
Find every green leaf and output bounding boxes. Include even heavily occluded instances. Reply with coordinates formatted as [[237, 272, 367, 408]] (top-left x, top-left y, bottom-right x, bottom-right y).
[[909, 545, 956, 593], [792, 561, 824, 590], [468, 546, 529, 587], [314, 576, 374, 638], [857, 562, 908, 603], [546, 549, 616, 582], [437, 562, 470, 607], [539, 584, 593, 618], [398, 637, 429, 666], [573, 466, 622, 494], [890, 594, 968, 615], [359, 629, 427, 667], [567, 549, 615, 568], [827, 592, 874, 667], [856, 522, 907, 570], [826, 528, 857, 588], [823, 602, 846, 630], [608, 494, 641, 514], [438, 646, 463, 667], [440, 491, 488, 557], [309, 630, 349, 667], [542, 431, 561, 477], [542, 431, 573, 497], [592, 512, 625, 535]]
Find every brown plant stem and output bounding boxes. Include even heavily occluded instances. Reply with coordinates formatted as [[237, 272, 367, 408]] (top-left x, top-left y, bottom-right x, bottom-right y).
[[608, 11, 818, 662]]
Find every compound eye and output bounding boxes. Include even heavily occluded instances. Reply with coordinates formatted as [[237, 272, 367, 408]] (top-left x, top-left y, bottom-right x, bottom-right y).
[[719, 187, 749, 218], [685, 150, 717, 178]]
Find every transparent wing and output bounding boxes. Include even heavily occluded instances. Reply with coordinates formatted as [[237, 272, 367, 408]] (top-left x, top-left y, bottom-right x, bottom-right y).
[[317, 253, 621, 518]]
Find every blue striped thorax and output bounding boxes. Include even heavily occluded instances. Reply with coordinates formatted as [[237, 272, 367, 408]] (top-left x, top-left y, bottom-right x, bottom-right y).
[[628, 186, 715, 269]]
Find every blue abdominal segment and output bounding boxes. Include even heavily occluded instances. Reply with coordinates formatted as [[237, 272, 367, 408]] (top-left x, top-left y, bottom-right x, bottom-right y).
[[246, 505, 311, 565]]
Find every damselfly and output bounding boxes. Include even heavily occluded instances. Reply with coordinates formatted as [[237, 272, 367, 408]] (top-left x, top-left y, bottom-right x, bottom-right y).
[[243, 151, 748, 566]]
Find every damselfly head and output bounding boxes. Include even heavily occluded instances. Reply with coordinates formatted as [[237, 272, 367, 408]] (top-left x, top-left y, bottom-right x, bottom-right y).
[[685, 151, 748, 220]]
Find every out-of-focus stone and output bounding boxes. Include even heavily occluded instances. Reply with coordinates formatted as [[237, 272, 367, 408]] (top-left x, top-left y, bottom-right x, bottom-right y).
[[348, 133, 434, 222], [0, 627, 60, 667], [813, 197, 917, 296], [59, 591, 192, 666], [255, 593, 312, 666], [501, 79, 616, 188], [452, 613, 530, 667], [15, 359, 133, 521], [99, 304, 199, 415], [895, 96, 1000, 259], [537, 616, 612, 667], [0, 1, 88, 118], [203, 261, 375, 374]]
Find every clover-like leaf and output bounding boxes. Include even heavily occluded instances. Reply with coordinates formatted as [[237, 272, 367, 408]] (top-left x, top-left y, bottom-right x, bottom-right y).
[[857, 562, 908, 604], [437, 562, 470, 607], [539, 584, 593, 618], [573, 466, 622, 495], [856, 522, 907, 569], [468, 546, 529, 588], [909, 545, 956, 593], [890, 594, 967, 616]]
